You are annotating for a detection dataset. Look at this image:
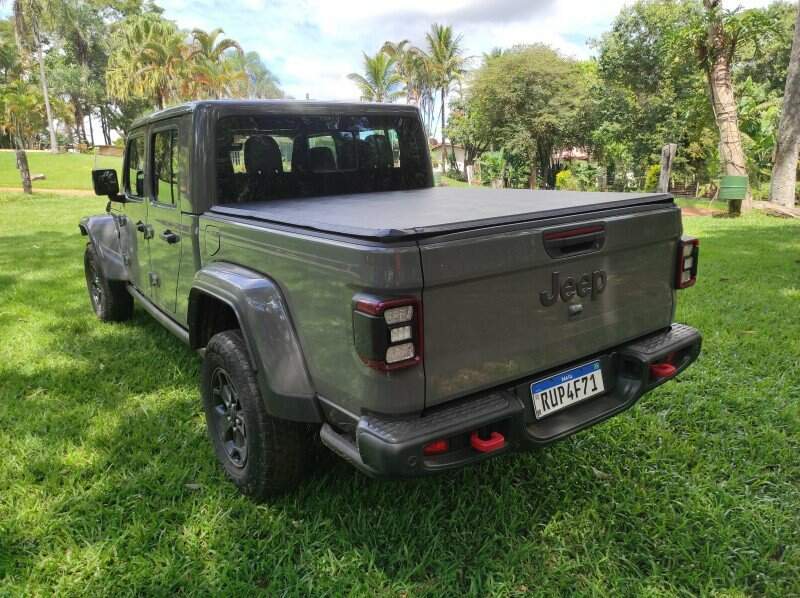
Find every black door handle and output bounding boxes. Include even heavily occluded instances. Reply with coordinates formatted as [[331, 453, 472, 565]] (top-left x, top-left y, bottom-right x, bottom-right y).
[[135, 221, 154, 239], [160, 229, 179, 244]]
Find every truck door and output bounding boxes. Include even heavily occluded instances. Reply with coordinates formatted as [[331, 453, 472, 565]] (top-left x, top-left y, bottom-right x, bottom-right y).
[[121, 133, 151, 296], [146, 125, 183, 315]]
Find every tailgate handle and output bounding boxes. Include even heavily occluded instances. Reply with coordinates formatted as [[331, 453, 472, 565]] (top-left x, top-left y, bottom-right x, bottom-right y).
[[543, 225, 605, 258]]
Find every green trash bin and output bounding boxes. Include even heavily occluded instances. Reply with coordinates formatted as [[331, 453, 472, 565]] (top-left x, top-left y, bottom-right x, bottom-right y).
[[719, 175, 748, 215], [719, 175, 748, 201]]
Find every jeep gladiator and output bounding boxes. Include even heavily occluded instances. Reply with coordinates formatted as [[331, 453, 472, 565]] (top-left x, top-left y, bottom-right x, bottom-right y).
[[82, 100, 701, 500]]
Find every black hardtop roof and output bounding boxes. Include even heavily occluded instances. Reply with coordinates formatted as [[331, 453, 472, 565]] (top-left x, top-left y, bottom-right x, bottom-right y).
[[130, 99, 421, 130], [210, 187, 674, 241]]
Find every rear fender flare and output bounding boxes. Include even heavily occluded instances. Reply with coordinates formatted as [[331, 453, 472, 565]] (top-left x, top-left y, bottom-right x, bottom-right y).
[[78, 214, 129, 281], [189, 262, 320, 423]]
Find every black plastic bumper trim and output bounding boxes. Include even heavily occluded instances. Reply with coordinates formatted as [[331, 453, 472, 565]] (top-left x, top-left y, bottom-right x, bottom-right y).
[[319, 323, 702, 479]]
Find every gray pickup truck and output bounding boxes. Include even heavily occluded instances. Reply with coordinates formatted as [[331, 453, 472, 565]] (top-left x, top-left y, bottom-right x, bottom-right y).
[[83, 100, 701, 500]]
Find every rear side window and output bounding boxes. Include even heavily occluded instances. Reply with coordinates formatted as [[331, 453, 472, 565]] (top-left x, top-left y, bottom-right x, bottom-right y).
[[214, 113, 429, 204], [152, 129, 179, 205], [124, 135, 145, 198]]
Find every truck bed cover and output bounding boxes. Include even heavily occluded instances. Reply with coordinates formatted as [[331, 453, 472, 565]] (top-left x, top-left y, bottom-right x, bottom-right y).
[[209, 187, 674, 241]]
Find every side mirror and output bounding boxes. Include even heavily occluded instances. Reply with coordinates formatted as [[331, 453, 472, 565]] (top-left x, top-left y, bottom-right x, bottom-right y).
[[92, 169, 124, 201]]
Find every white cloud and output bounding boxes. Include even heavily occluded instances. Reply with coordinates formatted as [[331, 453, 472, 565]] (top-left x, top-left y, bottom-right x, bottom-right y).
[[34, 0, 771, 102]]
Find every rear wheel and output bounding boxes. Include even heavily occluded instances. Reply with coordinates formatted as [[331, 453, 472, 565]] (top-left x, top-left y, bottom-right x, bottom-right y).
[[83, 244, 133, 322], [201, 329, 312, 500]]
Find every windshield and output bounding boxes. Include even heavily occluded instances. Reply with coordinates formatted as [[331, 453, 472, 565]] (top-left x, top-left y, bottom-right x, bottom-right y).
[[215, 113, 430, 204]]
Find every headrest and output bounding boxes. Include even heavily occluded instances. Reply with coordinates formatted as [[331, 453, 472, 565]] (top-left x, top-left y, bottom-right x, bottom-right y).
[[364, 134, 393, 168], [309, 146, 337, 172], [244, 135, 283, 176]]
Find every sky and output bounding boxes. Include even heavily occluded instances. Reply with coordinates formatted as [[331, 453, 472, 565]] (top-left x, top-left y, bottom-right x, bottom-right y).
[[0, 0, 775, 101], [153, 0, 774, 101]]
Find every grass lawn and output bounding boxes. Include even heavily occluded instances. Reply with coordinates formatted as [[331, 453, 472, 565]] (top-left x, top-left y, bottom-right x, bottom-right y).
[[1, 192, 798, 596], [436, 174, 471, 187], [0, 150, 120, 191]]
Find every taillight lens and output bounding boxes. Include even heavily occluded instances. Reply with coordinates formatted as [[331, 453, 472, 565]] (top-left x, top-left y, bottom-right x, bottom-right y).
[[676, 236, 699, 289], [353, 296, 422, 370]]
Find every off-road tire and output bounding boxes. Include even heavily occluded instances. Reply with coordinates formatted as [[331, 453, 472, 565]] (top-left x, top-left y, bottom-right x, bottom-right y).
[[84, 244, 133, 322], [201, 329, 311, 500]]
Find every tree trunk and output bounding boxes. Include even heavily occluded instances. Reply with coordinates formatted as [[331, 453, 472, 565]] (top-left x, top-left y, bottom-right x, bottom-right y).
[[99, 106, 111, 145], [34, 35, 58, 153], [73, 101, 87, 145], [87, 107, 95, 146], [770, 5, 800, 208], [440, 88, 447, 173], [13, 131, 32, 194], [704, 4, 750, 215], [658, 143, 678, 192]]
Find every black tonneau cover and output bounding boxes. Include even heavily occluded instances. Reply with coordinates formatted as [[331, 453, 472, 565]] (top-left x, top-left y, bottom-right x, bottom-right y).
[[210, 187, 673, 241]]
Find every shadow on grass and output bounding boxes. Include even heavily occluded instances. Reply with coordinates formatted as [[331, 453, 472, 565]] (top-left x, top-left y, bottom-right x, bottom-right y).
[[2, 216, 799, 594]]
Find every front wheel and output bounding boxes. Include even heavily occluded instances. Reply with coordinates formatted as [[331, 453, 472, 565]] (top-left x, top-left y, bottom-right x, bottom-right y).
[[201, 329, 312, 500], [84, 244, 133, 322]]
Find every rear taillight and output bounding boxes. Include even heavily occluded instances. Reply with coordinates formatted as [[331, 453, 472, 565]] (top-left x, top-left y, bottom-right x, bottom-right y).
[[353, 296, 422, 371], [676, 236, 699, 289]]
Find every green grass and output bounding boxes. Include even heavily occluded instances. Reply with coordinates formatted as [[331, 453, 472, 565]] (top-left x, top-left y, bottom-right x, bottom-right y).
[[1, 192, 798, 596], [0, 150, 120, 191], [436, 174, 471, 188]]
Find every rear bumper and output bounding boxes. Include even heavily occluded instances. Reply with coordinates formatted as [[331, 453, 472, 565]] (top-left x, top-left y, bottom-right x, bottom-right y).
[[320, 323, 701, 478]]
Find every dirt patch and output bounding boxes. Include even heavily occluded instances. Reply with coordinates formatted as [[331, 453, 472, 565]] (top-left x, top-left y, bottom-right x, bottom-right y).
[[681, 205, 719, 217], [0, 187, 94, 196]]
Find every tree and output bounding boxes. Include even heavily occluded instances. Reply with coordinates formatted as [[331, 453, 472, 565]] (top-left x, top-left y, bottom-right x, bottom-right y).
[[694, 0, 771, 214], [189, 28, 245, 99], [1, 82, 46, 192], [347, 51, 402, 102], [425, 23, 466, 172], [594, 1, 713, 190], [468, 44, 590, 188], [770, 4, 800, 208], [445, 96, 492, 170], [382, 39, 438, 136], [9, 0, 58, 151], [106, 14, 187, 109], [236, 50, 283, 99]]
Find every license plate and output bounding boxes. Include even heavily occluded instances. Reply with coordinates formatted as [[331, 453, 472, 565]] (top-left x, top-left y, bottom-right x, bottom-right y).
[[531, 360, 605, 420]]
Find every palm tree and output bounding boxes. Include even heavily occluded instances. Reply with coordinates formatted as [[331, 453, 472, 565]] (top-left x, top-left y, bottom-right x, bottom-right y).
[[191, 56, 248, 99], [232, 50, 283, 99], [190, 28, 242, 62], [381, 40, 425, 104], [1, 82, 42, 192], [8, 0, 58, 152], [347, 51, 403, 102], [189, 28, 244, 99], [107, 15, 188, 110], [425, 23, 466, 172]]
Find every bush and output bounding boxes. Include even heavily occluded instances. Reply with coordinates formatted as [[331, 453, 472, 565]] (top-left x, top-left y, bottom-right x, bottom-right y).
[[556, 163, 599, 191], [644, 164, 660, 192], [446, 168, 467, 182], [556, 169, 578, 190], [478, 151, 504, 186]]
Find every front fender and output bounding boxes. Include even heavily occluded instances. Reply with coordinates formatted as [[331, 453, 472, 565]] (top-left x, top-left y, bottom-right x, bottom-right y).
[[79, 214, 129, 281], [190, 262, 320, 423]]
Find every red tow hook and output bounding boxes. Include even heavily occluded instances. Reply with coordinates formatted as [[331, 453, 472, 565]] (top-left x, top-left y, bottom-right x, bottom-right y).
[[470, 431, 505, 453], [650, 362, 677, 379]]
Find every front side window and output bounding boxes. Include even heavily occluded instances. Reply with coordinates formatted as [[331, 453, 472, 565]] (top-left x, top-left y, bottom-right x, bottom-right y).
[[215, 113, 429, 204], [124, 135, 145, 198], [152, 129, 178, 205]]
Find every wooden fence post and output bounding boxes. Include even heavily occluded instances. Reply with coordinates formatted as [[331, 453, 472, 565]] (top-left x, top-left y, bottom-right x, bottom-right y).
[[658, 143, 677, 193]]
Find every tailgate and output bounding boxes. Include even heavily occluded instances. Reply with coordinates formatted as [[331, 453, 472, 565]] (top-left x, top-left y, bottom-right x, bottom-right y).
[[420, 204, 682, 407]]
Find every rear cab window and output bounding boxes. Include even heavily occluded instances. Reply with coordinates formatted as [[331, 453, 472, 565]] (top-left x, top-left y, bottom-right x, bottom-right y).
[[214, 113, 428, 204]]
